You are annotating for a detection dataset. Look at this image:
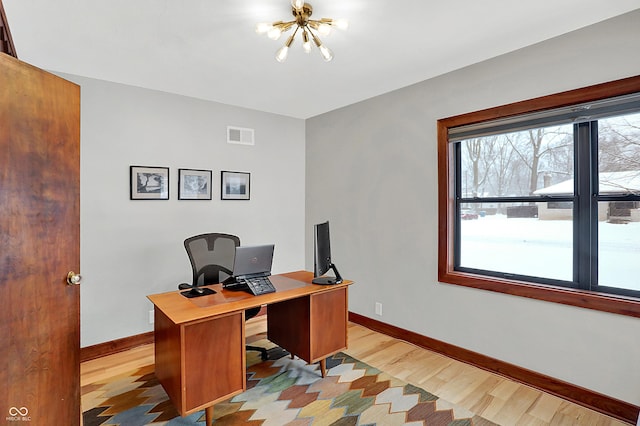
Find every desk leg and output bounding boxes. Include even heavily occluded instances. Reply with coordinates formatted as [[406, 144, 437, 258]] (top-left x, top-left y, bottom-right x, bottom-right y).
[[205, 406, 214, 426], [319, 358, 326, 378]]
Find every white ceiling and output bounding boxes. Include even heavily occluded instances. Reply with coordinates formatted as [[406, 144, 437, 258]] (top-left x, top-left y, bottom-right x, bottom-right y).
[[4, 0, 639, 119]]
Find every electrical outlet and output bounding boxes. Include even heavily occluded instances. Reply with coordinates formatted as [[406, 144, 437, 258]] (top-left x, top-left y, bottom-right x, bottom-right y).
[[375, 302, 383, 316], [149, 309, 154, 324]]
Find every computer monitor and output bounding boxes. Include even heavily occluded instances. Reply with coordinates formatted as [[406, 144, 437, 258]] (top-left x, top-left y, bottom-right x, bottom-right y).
[[312, 221, 342, 285]]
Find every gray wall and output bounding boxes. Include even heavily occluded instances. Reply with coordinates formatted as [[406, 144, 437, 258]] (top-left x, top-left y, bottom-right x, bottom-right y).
[[305, 10, 640, 405], [69, 75, 306, 347]]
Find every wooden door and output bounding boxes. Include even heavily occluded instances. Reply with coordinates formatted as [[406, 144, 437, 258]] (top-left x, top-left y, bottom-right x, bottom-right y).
[[0, 54, 81, 424]]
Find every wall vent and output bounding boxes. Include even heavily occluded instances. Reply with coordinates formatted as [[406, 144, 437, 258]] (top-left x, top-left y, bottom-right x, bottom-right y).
[[227, 126, 255, 145]]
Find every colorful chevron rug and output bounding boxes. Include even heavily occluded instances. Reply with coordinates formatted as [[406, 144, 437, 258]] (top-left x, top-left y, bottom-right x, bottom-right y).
[[82, 340, 495, 425]]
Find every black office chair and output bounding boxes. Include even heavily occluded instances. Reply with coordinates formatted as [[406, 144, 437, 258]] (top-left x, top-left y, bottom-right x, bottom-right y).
[[177, 233, 268, 360]]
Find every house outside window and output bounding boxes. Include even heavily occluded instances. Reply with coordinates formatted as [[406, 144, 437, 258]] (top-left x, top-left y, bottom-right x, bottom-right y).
[[438, 76, 640, 317]]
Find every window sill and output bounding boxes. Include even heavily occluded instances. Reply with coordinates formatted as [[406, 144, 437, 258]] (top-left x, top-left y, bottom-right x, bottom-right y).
[[438, 269, 640, 318]]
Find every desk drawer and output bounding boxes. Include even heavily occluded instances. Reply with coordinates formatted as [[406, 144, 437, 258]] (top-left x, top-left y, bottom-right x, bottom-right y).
[[267, 287, 347, 363], [183, 312, 246, 413], [154, 310, 246, 416]]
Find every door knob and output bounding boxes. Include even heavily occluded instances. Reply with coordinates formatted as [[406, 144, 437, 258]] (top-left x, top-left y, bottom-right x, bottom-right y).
[[66, 271, 82, 285]]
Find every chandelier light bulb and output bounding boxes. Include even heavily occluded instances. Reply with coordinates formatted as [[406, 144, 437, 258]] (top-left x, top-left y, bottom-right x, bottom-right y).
[[275, 45, 290, 62], [255, 22, 272, 34], [332, 18, 349, 30], [291, 0, 305, 10], [276, 33, 296, 62], [267, 27, 282, 40], [317, 23, 331, 36], [319, 44, 333, 61], [302, 31, 311, 53]]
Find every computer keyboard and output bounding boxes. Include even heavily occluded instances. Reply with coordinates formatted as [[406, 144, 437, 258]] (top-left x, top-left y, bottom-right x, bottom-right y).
[[226, 276, 276, 296]]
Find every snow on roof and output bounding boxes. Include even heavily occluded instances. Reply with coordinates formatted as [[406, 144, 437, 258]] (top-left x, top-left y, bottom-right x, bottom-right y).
[[534, 171, 640, 195]]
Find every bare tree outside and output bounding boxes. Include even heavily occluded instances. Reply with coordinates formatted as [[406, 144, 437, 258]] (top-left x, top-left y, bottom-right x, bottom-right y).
[[460, 124, 573, 199], [598, 112, 640, 184]]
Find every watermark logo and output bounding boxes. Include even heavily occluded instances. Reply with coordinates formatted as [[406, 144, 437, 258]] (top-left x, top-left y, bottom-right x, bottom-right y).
[[7, 406, 31, 422]]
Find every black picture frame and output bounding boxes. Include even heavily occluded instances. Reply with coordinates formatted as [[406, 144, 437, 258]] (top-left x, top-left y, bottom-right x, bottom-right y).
[[178, 168, 212, 200], [221, 171, 250, 200], [130, 166, 169, 200]]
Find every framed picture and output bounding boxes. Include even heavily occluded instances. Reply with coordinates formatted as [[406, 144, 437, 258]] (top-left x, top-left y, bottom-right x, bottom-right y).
[[130, 166, 169, 200], [221, 171, 250, 200], [178, 168, 212, 200]]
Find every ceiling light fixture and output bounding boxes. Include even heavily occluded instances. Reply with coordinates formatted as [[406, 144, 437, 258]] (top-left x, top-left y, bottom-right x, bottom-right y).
[[256, 1, 348, 63]]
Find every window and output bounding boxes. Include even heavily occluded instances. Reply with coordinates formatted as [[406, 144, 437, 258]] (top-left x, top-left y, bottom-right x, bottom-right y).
[[438, 76, 640, 317]]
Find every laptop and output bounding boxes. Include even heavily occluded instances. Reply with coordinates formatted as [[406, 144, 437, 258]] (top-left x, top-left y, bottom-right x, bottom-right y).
[[224, 244, 276, 295]]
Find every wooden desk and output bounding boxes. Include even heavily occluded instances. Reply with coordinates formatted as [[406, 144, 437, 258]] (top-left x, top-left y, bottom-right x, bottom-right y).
[[147, 270, 352, 426]]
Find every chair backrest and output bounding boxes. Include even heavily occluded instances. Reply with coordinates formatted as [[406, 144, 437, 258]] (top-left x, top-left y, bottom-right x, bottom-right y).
[[184, 233, 240, 286]]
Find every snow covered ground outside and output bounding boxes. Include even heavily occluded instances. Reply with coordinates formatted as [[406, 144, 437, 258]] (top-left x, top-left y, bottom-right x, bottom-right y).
[[460, 215, 640, 292]]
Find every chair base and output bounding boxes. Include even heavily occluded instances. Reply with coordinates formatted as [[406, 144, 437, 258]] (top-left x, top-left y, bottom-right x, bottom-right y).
[[247, 345, 269, 361]]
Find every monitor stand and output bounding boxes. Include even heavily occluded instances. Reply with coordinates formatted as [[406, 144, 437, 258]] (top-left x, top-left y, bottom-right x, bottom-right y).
[[178, 283, 216, 298], [312, 263, 343, 285], [181, 287, 216, 298]]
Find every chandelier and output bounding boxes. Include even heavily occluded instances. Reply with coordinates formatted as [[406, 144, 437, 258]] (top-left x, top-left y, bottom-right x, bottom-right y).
[[255, 0, 348, 63]]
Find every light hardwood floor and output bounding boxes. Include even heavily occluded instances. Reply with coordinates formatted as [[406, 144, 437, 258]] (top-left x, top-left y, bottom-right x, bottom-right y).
[[81, 316, 629, 425]]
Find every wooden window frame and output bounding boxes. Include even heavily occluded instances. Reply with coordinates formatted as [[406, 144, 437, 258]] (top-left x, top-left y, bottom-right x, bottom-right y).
[[437, 75, 640, 318]]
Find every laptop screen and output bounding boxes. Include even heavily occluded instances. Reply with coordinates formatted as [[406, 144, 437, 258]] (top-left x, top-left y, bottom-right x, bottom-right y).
[[232, 244, 274, 278]]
